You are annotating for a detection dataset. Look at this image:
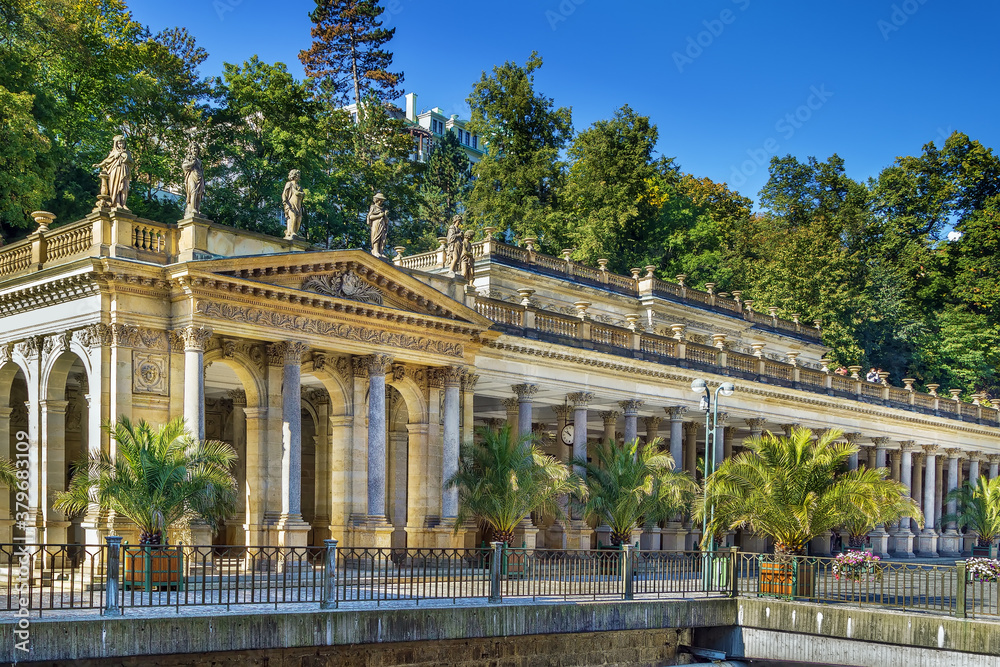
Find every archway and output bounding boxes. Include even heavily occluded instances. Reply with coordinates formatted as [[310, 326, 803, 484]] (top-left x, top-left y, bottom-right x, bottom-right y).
[[0, 362, 28, 546], [386, 385, 409, 549]]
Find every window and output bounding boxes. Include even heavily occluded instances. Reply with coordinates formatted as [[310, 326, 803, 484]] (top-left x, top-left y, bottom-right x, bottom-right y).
[[472, 135, 478, 149], [465, 131, 471, 144]]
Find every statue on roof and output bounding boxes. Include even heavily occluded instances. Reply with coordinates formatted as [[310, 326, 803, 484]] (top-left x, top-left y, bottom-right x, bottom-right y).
[[366, 192, 389, 258], [93, 135, 134, 210], [445, 214, 463, 273], [282, 169, 305, 239], [459, 230, 476, 282], [182, 145, 205, 217]]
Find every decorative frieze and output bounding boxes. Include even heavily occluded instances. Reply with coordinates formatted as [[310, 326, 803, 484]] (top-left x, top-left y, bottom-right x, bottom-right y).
[[196, 300, 463, 358]]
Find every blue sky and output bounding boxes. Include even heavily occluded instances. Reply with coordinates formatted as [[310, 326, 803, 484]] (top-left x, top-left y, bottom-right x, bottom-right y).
[[131, 0, 1000, 207]]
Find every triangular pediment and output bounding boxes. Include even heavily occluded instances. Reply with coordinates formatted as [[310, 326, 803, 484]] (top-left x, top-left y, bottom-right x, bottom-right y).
[[181, 249, 490, 328]]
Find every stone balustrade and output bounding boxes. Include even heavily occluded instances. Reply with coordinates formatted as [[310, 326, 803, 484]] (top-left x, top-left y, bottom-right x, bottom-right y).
[[398, 236, 823, 342], [473, 294, 1000, 429]]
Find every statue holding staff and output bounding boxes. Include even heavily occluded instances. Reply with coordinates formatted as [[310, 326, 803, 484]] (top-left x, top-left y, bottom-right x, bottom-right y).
[[93, 135, 134, 210], [459, 230, 476, 282], [182, 146, 205, 217], [282, 169, 305, 239], [445, 214, 463, 272], [366, 192, 389, 258]]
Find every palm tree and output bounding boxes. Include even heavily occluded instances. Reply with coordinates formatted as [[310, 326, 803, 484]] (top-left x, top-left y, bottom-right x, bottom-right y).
[[842, 483, 924, 549], [446, 423, 580, 545], [700, 427, 922, 556], [573, 438, 697, 546], [55, 417, 238, 545], [0, 457, 17, 489], [941, 476, 1000, 547]]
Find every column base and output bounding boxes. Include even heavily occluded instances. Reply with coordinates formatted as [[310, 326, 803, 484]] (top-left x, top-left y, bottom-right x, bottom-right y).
[[428, 519, 475, 550], [916, 530, 939, 558], [639, 525, 662, 551], [544, 519, 569, 550], [938, 530, 962, 557], [563, 521, 593, 550], [962, 533, 978, 556], [809, 530, 833, 557], [661, 522, 687, 551], [348, 516, 394, 549], [867, 527, 890, 559], [741, 531, 769, 554], [188, 522, 215, 548], [512, 518, 539, 550], [274, 515, 311, 549], [595, 524, 612, 549], [890, 529, 916, 558]]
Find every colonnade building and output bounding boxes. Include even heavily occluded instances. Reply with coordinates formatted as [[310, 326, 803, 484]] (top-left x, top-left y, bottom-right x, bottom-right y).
[[2, 209, 998, 558]]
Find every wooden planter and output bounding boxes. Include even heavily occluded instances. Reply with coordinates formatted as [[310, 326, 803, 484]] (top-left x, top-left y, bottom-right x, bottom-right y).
[[123, 545, 184, 591], [972, 545, 998, 559], [758, 559, 815, 598]]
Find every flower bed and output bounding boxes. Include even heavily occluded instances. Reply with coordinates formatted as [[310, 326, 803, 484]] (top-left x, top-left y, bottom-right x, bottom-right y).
[[965, 557, 1000, 583], [832, 550, 882, 582]]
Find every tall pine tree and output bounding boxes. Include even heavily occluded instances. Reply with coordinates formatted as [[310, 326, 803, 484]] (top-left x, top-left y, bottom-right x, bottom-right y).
[[299, 0, 403, 108]]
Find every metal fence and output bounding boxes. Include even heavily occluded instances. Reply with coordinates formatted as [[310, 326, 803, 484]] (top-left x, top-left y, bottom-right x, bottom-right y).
[[2, 540, 997, 620]]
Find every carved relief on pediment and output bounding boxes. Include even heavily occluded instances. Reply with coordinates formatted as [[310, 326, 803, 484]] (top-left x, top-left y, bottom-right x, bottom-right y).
[[301, 271, 383, 305]]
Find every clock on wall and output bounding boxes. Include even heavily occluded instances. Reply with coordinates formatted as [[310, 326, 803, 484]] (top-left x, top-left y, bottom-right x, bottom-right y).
[[560, 424, 574, 445]]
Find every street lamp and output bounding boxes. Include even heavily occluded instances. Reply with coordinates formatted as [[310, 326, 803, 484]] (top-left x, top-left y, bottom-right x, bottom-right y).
[[691, 378, 735, 590]]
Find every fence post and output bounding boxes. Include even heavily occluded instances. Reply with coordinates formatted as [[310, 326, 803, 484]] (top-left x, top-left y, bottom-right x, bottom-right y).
[[104, 536, 123, 617], [956, 561, 967, 618], [729, 546, 739, 598], [621, 543, 634, 600], [488, 541, 503, 603], [321, 539, 338, 610]]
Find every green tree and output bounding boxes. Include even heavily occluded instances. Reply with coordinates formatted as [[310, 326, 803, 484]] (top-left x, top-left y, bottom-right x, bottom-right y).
[[0, 85, 52, 234], [446, 424, 579, 545], [55, 417, 237, 545], [299, 0, 403, 107], [0, 456, 17, 489], [700, 428, 921, 556], [414, 130, 471, 250], [572, 438, 696, 546], [941, 476, 1000, 547], [563, 105, 673, 272], [465, 52, 571, 248]]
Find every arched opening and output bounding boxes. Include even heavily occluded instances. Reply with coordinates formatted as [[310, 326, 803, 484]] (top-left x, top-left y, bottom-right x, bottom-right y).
[[1, 363, 28, 545], [42, 351, 90, 547], [386, 385, 409, 550]]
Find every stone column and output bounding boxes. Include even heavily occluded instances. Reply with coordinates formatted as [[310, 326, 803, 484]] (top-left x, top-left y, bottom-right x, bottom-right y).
[[502, 397, 519, 443], [744, 417, 766, 441], [911, 451, 924, 535], [460, 373, 478, 448], [712, 412, 728, 468], [989, 454, 1000, 480], [40, 399, 70, 546], [780, 423, 800, 438], [723, 426, 735, 461], [867, 437, 891, 558], [935, 455, 945, 528], [512, 384, 537, 438], [366, 353, 393, 522], [969, 452, 982, 484], [892, 441, 916, 558], [917, 445, 939, 557], [227, 390, 248, 544], [600, 410, 619, 444], [939, 448, 963, 556], [843, 432, 861, 470], [563, 392, 592, 549], [441, 367, 464, 520], [683, 422, 698, 478], [665, 407, 687, 469], [741, 418, 768, 552], [643, 415, 662, 446], [619, 400, 643, 444], [0, 407, 11, 544], [180, 325, 212, 441], [272, 341, 310, 548]]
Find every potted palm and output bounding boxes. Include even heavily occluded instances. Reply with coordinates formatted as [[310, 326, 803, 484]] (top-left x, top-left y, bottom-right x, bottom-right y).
[[56, 417, 237, 591], [572, 437, 696, 547], [447, 424, 579, 549], [942, 476, 1000, 558], [700, 427, 921, 598]]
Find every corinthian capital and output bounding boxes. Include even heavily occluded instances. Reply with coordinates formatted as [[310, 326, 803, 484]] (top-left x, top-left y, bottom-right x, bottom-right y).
[[441, 366, 466, 387], [178, 325, 213, 351], [364, 353, 393, 375], [871, 437, 891, 450], [512, 383, 538, 401], [568, 392, 594, 407], [664, 406, 688, 421], [618, 399, 644, 415]]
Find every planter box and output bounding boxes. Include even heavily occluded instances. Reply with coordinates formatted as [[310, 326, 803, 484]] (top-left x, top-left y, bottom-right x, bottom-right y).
[[124, 546, 184, 591], [972, 545, 998, 559], [759, 559, 815, 598]]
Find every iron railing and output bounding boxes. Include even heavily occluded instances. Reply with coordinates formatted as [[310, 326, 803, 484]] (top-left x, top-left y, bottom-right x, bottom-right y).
[[2, 541, 997, 620]]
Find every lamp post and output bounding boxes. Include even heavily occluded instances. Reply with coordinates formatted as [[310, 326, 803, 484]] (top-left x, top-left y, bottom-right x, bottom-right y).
[[691, 378, 735, 590]]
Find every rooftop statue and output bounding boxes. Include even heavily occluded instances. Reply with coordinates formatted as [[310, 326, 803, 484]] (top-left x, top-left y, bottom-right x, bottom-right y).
[[93, 135, 134, 210], [182, 146, 205, 217], [459, 230, 476, 282], [446, 214, 463, 273], [282, 169, 305, 240], [366, 192, 389, 258]]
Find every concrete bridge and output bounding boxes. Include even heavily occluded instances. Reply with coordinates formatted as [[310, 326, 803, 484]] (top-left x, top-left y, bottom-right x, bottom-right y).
[[3, 597, 999, 666]]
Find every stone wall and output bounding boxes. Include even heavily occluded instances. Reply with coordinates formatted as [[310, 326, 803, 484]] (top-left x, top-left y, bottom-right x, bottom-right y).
[[11, 629, 689, 667]]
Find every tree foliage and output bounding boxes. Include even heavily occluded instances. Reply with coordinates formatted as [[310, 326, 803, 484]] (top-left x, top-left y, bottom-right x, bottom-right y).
[[941, 476, 1000, 545]]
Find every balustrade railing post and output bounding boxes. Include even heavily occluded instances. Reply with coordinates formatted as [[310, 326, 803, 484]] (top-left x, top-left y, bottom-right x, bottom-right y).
[[956, 561, 967, 618], [729, 546, 739, 598], [621, 543, 634, 600], [321, 538, 339, 610], [488, 541, 503, 603], [104, 536, 123, 616]]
